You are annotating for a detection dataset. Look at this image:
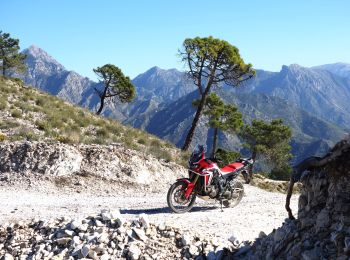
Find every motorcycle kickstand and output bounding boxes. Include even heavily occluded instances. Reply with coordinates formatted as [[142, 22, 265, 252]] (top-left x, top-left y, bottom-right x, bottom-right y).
[[220, 199, 223, 212]]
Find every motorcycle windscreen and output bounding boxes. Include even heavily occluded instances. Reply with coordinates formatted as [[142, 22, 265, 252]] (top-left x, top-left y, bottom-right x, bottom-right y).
[[220, 162, 244, 173], [189, 145, 204, 165]]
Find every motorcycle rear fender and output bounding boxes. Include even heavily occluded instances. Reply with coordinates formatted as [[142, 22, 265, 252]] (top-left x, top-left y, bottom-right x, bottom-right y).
[[177, 178, 195, 199]]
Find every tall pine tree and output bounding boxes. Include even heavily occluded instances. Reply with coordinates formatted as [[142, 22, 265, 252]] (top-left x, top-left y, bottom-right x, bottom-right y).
[[179, 36, 255, 151], [242, 119, 292, 180], [0, 31, 26, 76], [194, 93, 243, 157], [93, 64, 136, 115]]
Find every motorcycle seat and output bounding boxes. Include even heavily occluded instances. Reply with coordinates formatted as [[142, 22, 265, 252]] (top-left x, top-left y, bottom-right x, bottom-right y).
[[220, 162, 244, 173]]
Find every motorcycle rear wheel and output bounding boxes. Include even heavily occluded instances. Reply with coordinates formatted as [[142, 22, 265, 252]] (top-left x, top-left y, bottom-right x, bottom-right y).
[[167, 181, 196, 213], [223, 181, 244, 208]]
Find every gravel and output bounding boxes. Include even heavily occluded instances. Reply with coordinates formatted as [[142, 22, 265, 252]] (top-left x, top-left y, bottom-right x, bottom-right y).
[[0, 184, 298, 242]]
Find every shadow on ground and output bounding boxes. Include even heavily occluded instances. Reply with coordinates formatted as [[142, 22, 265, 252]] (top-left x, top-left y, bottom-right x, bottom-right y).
[[120, 205, 219, 215]]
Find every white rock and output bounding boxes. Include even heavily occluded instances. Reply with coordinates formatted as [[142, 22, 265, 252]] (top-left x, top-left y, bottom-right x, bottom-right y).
[[182, 233, 192, 246], [110, 209, 122, 219], [128, 243, 142, 260], [81, 245, 90, 258], [100, 254, 110, 260], [88, 250, 98, 259], [56, 237, 71, 245], [95, 220, 103, 227], [228, 235, 237, 244], [158, 223, 166, 231], [72, 235, 81, 245], [101, 210, 112, 221], [139, 213, 150, 228], [133, 228, 148, 242], [98, 232, 109, 243], [189, 245, 198, 255], [64, 229, 74, 237], [3, 254, 14, 260], [70, 220, 82, 230]]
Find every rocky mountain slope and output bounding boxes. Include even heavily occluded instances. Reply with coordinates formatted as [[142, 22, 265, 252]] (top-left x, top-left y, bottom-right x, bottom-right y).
[[0, 141, 185, 193], [246, 64, 350, 129], [145, 90, 346, 162], [313, 62, 350, 79], [0, 77, 187, 166], [234, 136, 350, 259]]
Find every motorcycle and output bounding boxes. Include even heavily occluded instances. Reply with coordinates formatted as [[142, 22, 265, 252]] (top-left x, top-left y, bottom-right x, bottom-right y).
[[167, 145, 254, 213]]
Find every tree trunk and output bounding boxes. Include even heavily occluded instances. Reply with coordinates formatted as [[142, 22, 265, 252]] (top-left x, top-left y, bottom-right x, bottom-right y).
[[249, 148, 257, 180], [2, 63, 5, 76], [211, 127, 218, 158], [252, 149, 257, 161], [182, 94, 207, 151], [96, 95, 105, 115]]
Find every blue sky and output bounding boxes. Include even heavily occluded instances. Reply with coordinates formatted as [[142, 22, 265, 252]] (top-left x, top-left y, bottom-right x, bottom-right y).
[[2, 0, 350, 80]]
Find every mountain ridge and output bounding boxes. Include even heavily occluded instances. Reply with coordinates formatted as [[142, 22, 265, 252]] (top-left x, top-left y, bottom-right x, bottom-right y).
[[15, 45, 350, 162]]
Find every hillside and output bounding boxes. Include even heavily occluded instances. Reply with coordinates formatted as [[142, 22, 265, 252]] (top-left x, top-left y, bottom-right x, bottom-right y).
[[0, 76, 188, 166]]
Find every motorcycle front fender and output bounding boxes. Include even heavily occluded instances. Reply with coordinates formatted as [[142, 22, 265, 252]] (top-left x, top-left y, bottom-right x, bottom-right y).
[[176, 178, 195, 199]]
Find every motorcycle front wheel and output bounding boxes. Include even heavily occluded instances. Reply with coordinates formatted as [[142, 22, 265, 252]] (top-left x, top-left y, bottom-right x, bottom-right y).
[[167, 181, 196, 213], [223, 181, 244, 208]]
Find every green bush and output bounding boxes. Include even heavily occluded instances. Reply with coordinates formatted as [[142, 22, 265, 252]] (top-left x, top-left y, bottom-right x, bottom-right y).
[[10, 77, 24, 87], [0, 100, 7, 110], [269, 165, 292, 181], [0, 120, 20, 129], [0, 132, 7, 142], [137, 138, 147, 145], [35, 120, 51, 131], [148, 146, 173, 162], [15, 127, 39, 141], [96, 127, 108, 138], [11, 109, 22, 118], [214, 148, 240, 168], [35, 96, 46, 106], [56, 132, 81, 144]]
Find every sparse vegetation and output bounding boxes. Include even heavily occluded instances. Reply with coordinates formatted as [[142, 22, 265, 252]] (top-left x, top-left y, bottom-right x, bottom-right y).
[[0, 132, 7, 141], [251, 173, 302, 194], [11, 109, 22, 118], [0, 76, 187, 165], [0, 99, 7, 110]]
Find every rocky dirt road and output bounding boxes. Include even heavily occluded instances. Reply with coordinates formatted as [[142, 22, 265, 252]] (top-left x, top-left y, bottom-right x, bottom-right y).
[[0, 184, 298, 242]]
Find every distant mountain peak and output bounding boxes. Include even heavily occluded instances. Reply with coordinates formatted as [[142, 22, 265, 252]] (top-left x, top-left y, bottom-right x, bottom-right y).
[[312, 62, 350, 79], [23, 45, 65, 71]]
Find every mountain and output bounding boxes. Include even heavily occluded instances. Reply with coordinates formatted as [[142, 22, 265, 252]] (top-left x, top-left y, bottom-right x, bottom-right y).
[[312, 62, 350, 79], [145, 89, 346, 162], [244, 64, 350, 128], [132, 66, 196, 103], [120, 66, 196, 128], [18, 45, 97, 105], [17, 45, 349, 162]]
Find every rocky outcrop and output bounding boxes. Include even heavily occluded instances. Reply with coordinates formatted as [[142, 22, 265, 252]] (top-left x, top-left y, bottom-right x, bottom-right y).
[[0, 209, 244, 260], [0, 141, 185, 191], [234, 137, 350, 259]]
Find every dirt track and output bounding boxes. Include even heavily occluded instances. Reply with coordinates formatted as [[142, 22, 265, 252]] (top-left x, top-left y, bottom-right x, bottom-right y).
[[0, 184, 298, 242]]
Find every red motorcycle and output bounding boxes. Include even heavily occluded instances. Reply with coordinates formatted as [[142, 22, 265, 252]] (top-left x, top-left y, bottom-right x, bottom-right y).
[[167, 145, 254, 213]]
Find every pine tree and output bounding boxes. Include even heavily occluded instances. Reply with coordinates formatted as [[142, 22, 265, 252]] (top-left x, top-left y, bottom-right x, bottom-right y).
[[194, 93, 243, 157], [242, 119, 292, 180], [93, 64, 136, 115], [0, 31, 26, 76], [179, 36, 255, 151]]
